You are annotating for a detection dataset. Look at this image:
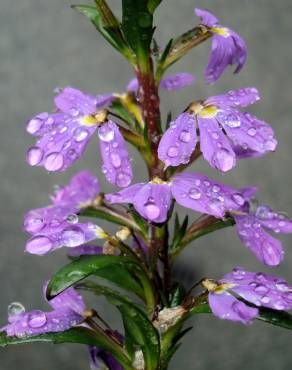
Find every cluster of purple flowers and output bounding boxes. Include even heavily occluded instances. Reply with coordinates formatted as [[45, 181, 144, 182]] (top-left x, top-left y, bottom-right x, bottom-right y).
[[2, 6, 292, 369]]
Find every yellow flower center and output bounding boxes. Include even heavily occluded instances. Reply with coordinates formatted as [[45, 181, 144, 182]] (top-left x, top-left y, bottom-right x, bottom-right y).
[[211, 26, 230, 37], [189, 102, 219, 118], [80, 109, 108, 126], [202, 279, 236, 294], [151, 177, 169, 185]]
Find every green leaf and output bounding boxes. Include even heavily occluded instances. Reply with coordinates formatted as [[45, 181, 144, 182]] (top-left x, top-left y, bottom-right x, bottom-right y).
[[110, 100, 138, 129], [72, 4, 135, 64], [147, 0, 163, 13], [80, 281, 160, 370], [47, 255, 146, 301], [121, 0, 154, 71], [190, 303, 292, 330], [0, 328, 134, 369], [156, 39, 173, 81], [169, 283, 187, 307]]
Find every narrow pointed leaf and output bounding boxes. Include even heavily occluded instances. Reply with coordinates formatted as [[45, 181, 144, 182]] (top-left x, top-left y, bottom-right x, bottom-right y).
[[147, 0, 163, 13], [47, 255, 145, 300], [0, 328, 134, 369], [170, 215, 188, 254]]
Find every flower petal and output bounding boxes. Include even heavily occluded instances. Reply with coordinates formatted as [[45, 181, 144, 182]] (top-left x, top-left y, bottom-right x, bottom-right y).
[[234, 215, 284, 266], [67, 245, 103, 257], [98, 121, 133, 188], [207, 87, 260, 108], [133, 183, 172, 223], [222, 267, 292, 311], [25, 222, 102, 255], [254, 206, 292, 234], [54, 87, 97, 116], [198, 117, 236, 172], [105, 183, 145, 204], [158, 113, 197, 168], [217, 110, 277, 154], [26, 114, 97, 172], [2, 309, 83, 337], [171, 173, 249, 218], [48, 287, 86, 314], [209, 292, 258, 324], [159, 73, 195, 91], [51, 170, 100, 208], [195, 8, 218, 27]]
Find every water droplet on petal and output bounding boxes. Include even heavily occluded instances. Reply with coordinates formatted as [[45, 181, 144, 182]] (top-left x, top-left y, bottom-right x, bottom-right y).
[[73, 127, 89, 142], [254, 284, 269, 294], [69, 108, 80, 117], [116, 173, 131, 187], [212, 185, 220, 193], [224, 113, 241, 128], [261, 296, 270, 304], [66, 214, 79, 224], [213, 148, 234, 172], [232, 193, 245, 206], [98, 126, 115, 142], [110, 153, 122, 168], [8, 302, 25, 318], [167, 146, 179, 158], [44, 152, 64, 171], [26, 236, 53, 254], [27, 147, 44, 166], [211, 132, 220, 140], [27, 118, 43, 134], [188, 187, 201, 200], [264, 140, 277, 151], [273, 301, 287, 310], [28, 311, 47, 328], [275, 282, 289, 292], [247, 127, 257, 136], [144, 202, 161, 220], [25, 217, 44, 233], [62, 226, 85, 247], [179, 130, 191, 143], [50, 218, 61, 228], [232, 267, 246, 280]]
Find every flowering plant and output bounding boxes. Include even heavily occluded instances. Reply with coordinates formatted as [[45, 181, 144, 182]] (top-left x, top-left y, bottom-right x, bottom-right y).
[[1, 1, 292, 369]]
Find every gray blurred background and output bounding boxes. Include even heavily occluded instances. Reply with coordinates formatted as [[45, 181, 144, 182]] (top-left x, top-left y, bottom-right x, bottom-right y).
[[1, 0, 292, 369]]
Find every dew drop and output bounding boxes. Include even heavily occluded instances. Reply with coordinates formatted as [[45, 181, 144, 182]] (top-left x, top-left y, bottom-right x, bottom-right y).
[[27, 118, 43, 135], [8, 302, 25, 318], [24, 217, 44, 233], [27, 147, 44, 166], [188, 187, 201, 200], [232, 193, 245, 206], [213, 148, 234, 172], [144, 202, 161, 220], [44, 152, 64, 171], [73, 127, 89, 142], [232, 267, 246, 280], [224, 113, 241, 128], [26, 236, 53, 254], [275, 282, 289, 292], [273, 301, 286, 310], [69, 108, 80, 117], [116, 173, 131, 187], [247, 127, 257, 136], [62, 226, 85, 247], [167, 146, 179, 158], [110, 153, 122, 168], [98, 126, 115, 142], [179, 130, 191, 143], [212, 185, 220, 193], [28, 311, 47, 328], [261, 296, 270, 304], [254, 284, 269, 294], [66, 214, 79, 224]]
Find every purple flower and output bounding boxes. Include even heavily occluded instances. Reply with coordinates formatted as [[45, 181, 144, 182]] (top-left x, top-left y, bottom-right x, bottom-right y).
[[233, 204, 292, 266], [158, 88, 277, 171], [26, 87, 132, 187], [204, 267, 292, 324], [67, 245, 103, 257], [195, 8, 247, 84], [1, 286, 85, 337], [127, 72, 195, 93], [24, 171, 106, 255], [89, 332, 123, 370], [105, 173, 253, 223]]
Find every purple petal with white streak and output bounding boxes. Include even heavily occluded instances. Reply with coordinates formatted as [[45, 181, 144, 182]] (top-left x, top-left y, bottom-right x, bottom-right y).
[[206, 88, 260, 108], [159, 73, 195, 91], [254, 206, 292, 233]]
